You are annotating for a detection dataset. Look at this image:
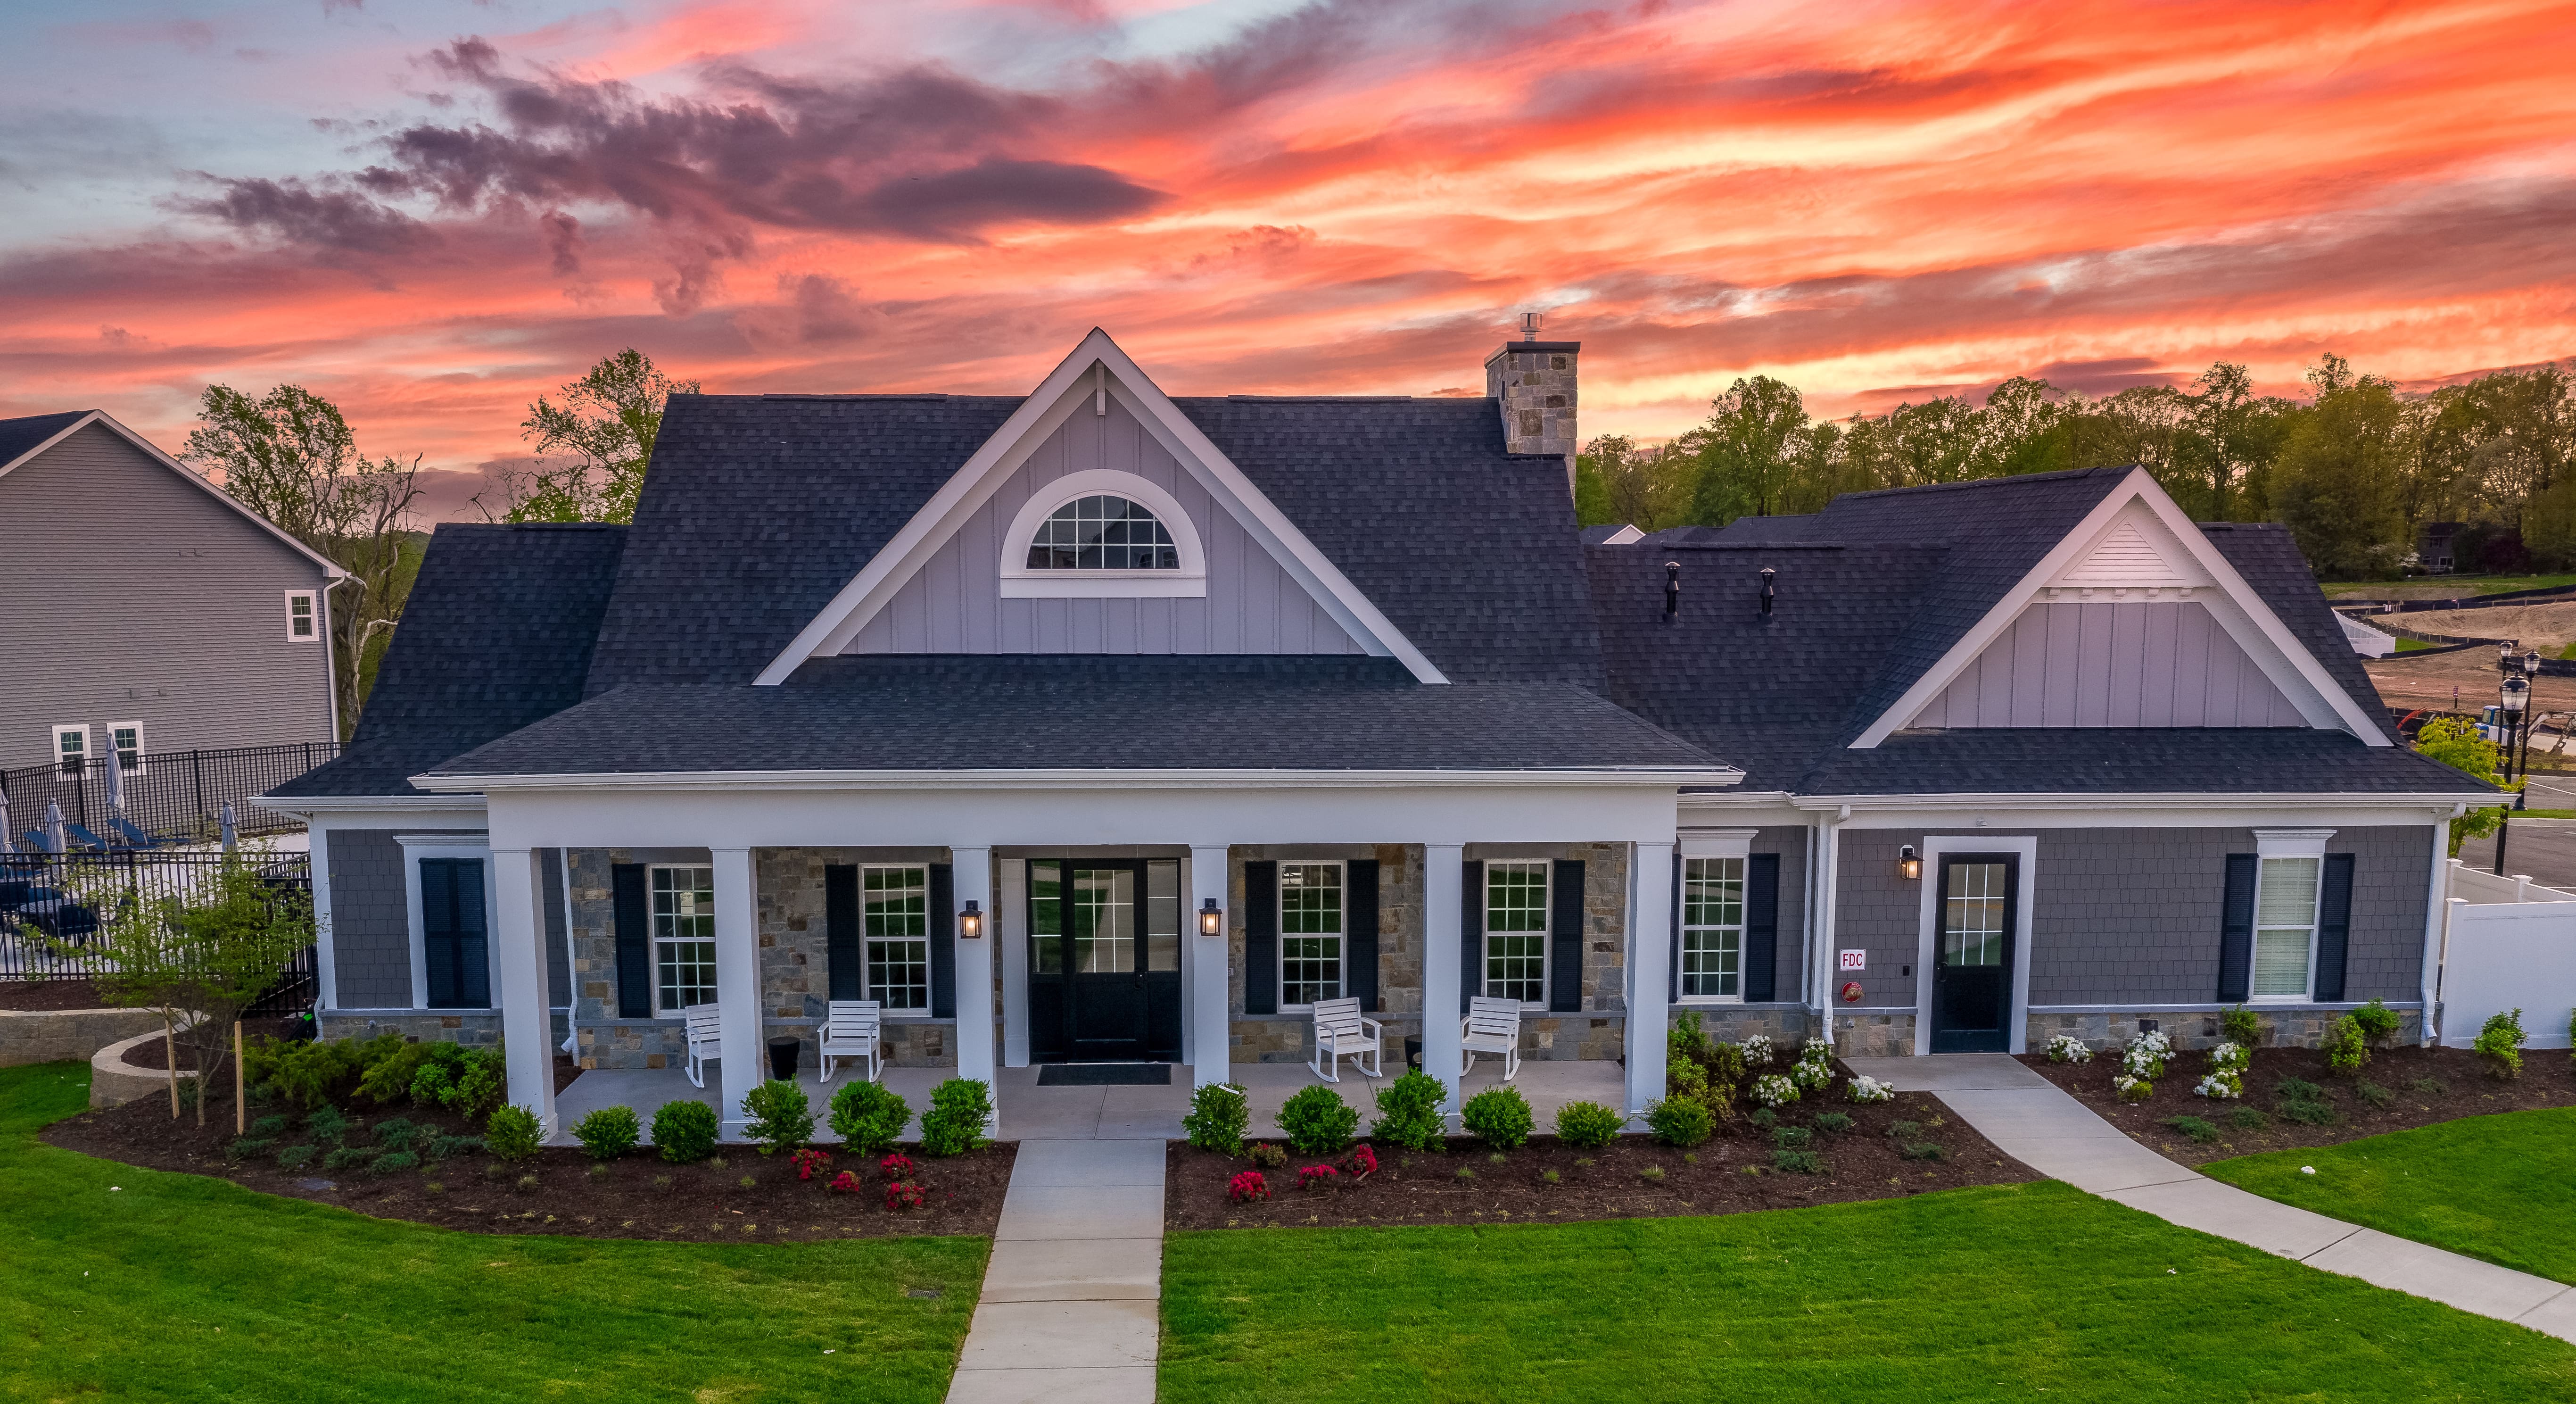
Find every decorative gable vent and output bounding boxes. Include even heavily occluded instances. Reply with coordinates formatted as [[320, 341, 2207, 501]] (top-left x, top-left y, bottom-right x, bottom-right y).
[[2047, 506, 2209, 596]]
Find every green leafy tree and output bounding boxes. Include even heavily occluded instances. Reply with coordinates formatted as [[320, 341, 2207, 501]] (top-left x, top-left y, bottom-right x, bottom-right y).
[[184, 385, 421, 736], [495, 349, 699, 523], [2416, 715, 2505, 853], [2273, 360, 2412, 579], [1574, 434, 1693, 530], [1686, 376, 1809, 524]]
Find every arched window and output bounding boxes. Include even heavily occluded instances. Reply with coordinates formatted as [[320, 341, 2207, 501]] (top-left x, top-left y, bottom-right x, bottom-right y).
[[1026, 494, 1181, 571]]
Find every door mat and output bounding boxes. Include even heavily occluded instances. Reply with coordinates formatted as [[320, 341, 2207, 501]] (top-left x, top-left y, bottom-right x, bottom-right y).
[[1036, 1063, 1172, 1086]]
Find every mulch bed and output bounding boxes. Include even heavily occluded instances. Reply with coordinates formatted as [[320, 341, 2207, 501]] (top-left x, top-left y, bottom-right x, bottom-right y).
[[2020, 1044, 2576, 1168], [42, 1073, 1015, 1243], [0, 977, 110, 1012], [1167, 1086, 2039, 1231]]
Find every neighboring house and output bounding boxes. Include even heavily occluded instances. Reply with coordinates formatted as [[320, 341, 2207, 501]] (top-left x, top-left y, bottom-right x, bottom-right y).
[[262, 330, 2493, 1137], [0, 410, 342, 779]]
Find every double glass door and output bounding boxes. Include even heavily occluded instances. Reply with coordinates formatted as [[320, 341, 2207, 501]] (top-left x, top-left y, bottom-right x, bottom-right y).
[[1027, 859, 1182, 1061]]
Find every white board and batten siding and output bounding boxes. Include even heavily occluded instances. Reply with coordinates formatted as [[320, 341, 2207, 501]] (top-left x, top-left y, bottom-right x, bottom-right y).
[[842, 397, 1366, 657], [0, 423, 339, 771], [1908, 601, 2306, 730]]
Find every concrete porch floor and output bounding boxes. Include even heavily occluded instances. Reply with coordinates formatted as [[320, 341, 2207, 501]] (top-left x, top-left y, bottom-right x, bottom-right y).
[[548, 1055, 1629, 1145]]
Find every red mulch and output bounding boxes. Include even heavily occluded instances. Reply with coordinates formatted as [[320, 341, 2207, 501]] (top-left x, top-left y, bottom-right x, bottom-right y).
[[2019, 1043, 2576, 1168], [1167, 1086, 2039, 1231], [41, 1072, 1013, 1242], [0, 978, 110, 1012]]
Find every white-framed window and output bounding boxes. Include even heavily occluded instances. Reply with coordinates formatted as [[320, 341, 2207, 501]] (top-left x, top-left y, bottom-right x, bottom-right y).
[[997, 469, 1207, 598], [1279, 861, 1345, 1007], [284, 589, 319, 640], [652, 864, 718, 1011], [108, 723, 144, 775], [1484, 861, 1549, 1006], [50, 724, 86, 774], [1680, 856, 1746, 1000], [2251, 830, 2331, 1002], [862, 864, 932, 1012]]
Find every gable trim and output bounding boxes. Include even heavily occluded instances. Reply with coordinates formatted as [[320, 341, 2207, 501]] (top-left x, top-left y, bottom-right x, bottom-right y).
[[0, 411, 349, 581], [1850, 469, 2387, 748], [754, 330, 1445, 685]]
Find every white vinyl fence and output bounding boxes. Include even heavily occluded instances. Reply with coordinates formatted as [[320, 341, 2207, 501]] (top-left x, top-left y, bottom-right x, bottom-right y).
[[2437, 860, 2576, 1049]]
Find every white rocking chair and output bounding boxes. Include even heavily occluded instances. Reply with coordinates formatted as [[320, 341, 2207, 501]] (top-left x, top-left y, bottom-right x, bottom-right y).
[[681, 1002, 723, 1089], [1308, 996, 1382, 1082], [818, 999, 883, 1085], [1461, 996, 1522, 1082]]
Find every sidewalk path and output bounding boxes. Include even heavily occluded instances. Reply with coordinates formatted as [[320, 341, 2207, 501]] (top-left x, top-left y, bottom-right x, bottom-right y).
[[1846, 1054, 2576, 1344], [945, 1139, 1164, 1404]]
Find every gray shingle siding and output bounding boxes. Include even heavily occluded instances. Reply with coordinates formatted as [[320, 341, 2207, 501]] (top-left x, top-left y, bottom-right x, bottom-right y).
[[328, 830, 413, 1008]]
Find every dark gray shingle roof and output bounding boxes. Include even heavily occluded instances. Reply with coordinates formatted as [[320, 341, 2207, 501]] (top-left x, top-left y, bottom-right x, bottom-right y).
[[268, 523, 627, 798], [0, 411, 97, 468], [1794, 729, 2493, 795]]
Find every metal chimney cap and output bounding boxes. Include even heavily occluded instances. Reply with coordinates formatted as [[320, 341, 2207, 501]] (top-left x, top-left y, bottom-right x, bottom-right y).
[[1519, 311, 1541, 341]]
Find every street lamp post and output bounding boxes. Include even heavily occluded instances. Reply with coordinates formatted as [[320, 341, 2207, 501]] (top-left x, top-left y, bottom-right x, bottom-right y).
[[2496, 671, 2530, 878]]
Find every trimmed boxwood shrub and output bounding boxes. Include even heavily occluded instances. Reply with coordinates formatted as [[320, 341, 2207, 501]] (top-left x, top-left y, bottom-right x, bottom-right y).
[[574, 1105, 641, 1161], [1461, 1085, 1534, 1150], [920, 1078, 993, 1156], [484, 1105, 544, 1162], [1369, 1071, 1448, 1152], [741, 1079, 815, 1154], [1182, 1082, 1249, 1156], [828, 1079, 912, 1155], [1647, 1096, 1713, 1147], [1554, 1100, 1624, 1148], [652, 1100, 721, 1163], [1277, 1085, 1359, 1156]]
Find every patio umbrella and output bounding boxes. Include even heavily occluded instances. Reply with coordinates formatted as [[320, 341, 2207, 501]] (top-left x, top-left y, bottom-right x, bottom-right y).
[[99, 734, 125, 815], [219, 802, 238, 852], [43, 801, 67, 856], [0, 789, 13, 854]]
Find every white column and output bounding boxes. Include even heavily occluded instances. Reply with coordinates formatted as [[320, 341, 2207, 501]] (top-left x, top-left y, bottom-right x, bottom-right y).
[[1189, 845, 1232, 1088], [2420, 819, 2453, 1046], [999, 858, 1030, 1068], [1422, 844, 1463, 1114], [308, 824, 338, 1015], [710, 847, 763, 1136], [1624, 842, 1674, 1118], [952, 848, 997, 1134], [490, 847, 557, 1136]]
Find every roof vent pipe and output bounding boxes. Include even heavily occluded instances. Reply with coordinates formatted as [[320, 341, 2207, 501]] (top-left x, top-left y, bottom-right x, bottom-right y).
[[1759, 566, 1776, 617], [1665, 561, 1681, 621]]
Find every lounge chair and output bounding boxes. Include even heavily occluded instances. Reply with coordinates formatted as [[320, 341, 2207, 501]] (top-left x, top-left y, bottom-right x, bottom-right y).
[[62, 822, 117, 852], [21, 831, 53, 855], [1461, 996, 1523, 1082], [682, 1002, 722, 1088], [110, 816, 161, 849], [817, 999, 883, 1084], [1308, 996, 1383, 1082]]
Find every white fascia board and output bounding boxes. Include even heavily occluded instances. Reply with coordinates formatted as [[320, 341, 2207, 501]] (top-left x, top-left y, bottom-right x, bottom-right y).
[[1849, 468, 2386, 747], [1, 411, 350, 581], [756, 328, 1447, 685], [255, 791, 491, 820], [411, 765, 1743, 794], [1786, 791, 2493, 811]]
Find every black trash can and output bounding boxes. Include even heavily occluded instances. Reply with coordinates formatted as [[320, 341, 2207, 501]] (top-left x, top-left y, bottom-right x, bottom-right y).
[[1404, 1037, 1423, 1071], [767, 1037, 801, 1081]]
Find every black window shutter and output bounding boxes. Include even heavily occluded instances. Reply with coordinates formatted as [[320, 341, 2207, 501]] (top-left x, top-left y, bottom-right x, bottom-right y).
[[422, 858, 459, 1008], [1345, 859, 1380, 1011], [1244, 861, 1279, 1014], [2315, 853, 2354, 1002], [1745, 852, 1780, 1003], [2218, 854, 2257, 1003], [612, 863, 650, 1017], [1461, 859, 1484, 1013], [929, 863, 956, 1019], [1549, 859, 1585, 1012], [825, 864, 860, 1001], [455, 858, 489, 1008]]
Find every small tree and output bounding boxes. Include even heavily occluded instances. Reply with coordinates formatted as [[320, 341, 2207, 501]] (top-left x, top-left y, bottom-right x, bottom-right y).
[[2416, 716, 2506, 854], [64, 850, 314, 1124]]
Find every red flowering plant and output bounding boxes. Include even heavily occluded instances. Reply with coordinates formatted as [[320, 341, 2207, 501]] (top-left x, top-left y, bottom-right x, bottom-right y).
[[826, 1170, 863, 1195], [880, 1152, 917, 1182], [1339, 1144, 1379, 1180], [885, 1180, 929, 1211], [1298, 1163, 1338, 1191], [790, 1148, 834, 1181], [1227, 1169, 1271, 1203]]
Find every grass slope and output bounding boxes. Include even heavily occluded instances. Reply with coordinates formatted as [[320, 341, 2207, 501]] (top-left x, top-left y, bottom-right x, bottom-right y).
[[2206, 1107, 2576, 1286], [1162, 1181, 2576, 1403], [2325, 575, 2576, 598], [0, 1063, 983, 1404]]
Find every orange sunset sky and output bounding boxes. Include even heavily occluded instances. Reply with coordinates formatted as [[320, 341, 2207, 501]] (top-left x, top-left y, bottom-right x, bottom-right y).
[[5, 0, 2575, 518]]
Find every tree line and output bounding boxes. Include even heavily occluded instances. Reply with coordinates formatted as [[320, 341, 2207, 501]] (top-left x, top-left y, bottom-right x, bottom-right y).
[[1577, 355, 2576, 580]]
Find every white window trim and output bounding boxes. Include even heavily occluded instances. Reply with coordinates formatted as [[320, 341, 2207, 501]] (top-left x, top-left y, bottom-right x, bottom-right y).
[[2250, 829, 2334, 1004], [1276, 858, 1347, 1012], [284, 589, 320, 641], [1910, 834, 2039, 1056], [50, 724, 86, 770], [1677, 845, 1752, 1005], [996, 468, 1208, 598], [395, 834, 498, 1011], [108, 722, 145, 776], [1483, 859, 1552, 1012], [649, 862, 719, 1014], [859, 862, 934, 1013]]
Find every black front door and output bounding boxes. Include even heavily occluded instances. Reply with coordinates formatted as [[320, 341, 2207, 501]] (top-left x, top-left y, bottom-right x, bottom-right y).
[[1930, 853, 2018, 1053], [1027, 858, 1183, 1062]]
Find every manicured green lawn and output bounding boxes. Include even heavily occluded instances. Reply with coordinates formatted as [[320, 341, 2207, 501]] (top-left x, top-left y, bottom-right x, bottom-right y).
[[0, 1063, 983, 1403], [1162, 1181, 2576, 1402], [2205, 1107, 2576, 1287], [2397, 637, 2438, 652], [2325, 574, 2576, 598]]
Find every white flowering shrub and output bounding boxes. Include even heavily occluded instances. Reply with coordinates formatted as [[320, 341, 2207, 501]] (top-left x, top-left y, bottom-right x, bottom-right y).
[[1788, 1039, 1835, 1090], [2193, 1041, 2249, 1100], [2120, 1030, 2172, 1081], [1846, 1074, 1895, 1104], [1742, 1034, 1775, 1068], [2113, 1075, 2154, 1104], [2044, 1034, 2094, 1064], [1751, 1073, 1799, 1107]]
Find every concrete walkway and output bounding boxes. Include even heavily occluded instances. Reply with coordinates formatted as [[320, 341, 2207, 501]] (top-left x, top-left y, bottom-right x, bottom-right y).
[[945, 1139, 1164, 1404], [1847, 1054, 2576, 1343]]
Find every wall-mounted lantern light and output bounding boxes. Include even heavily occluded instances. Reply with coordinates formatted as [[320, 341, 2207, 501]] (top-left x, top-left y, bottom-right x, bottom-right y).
[[958, 899, 983, 939], [1199, 897, 1223, 936], [1898, 844, 1921, 881]]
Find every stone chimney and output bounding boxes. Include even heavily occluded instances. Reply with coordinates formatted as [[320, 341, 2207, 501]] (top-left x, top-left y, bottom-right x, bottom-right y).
[[1484, 314, 1580, 495]]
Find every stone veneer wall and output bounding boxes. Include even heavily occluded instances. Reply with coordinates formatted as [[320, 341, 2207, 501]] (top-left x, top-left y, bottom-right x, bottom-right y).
[[319, 1011, 502, 1046], [2027, 1005, 2424, 1054], [567, 847, 710, 1071], [755, 847, 956, 1071], [0, 1007, 169, 1067]]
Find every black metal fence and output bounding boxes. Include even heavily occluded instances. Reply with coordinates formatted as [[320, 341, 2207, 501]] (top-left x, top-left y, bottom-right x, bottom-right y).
[[0, 742, 337, 849], [0, 851, 315, 1006]]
